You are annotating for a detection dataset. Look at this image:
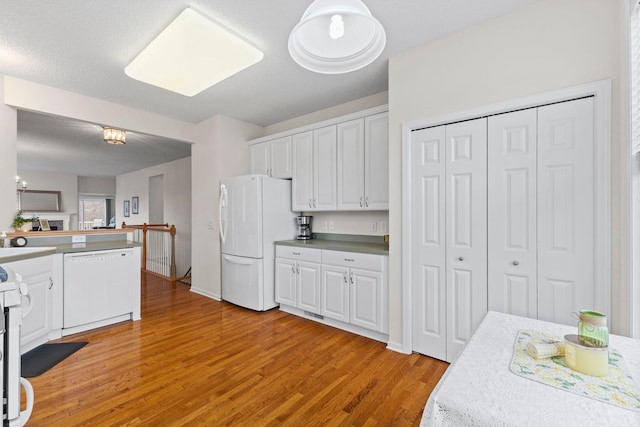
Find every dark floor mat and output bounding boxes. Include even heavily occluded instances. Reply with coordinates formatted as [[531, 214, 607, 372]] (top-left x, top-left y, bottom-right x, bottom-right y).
[[21, 342, 88, 377]]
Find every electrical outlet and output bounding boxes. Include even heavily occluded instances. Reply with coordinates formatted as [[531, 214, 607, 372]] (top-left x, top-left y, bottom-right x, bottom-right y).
[[372, 222, 377, 232], [329, 221, 334, 230], [72, 235, 86, 243], [322, 220, 328, 230], [380, 222, 387, 233], [208, 221, 215, 230]]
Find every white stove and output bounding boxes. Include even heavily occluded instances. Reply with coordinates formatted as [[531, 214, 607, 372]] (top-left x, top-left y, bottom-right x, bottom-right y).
[[0, 267, 34, 427]]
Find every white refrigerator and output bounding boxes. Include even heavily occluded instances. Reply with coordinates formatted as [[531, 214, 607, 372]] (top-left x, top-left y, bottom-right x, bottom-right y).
[[219, 175, 297, 311]]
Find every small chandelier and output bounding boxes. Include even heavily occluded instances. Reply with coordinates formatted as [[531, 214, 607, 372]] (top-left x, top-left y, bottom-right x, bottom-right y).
[[104, 128, 127, 145], [288, 0, 386, 74]]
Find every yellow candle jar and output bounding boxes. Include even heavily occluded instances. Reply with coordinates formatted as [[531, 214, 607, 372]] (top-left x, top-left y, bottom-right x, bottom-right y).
[[564, 334, 609, 377]]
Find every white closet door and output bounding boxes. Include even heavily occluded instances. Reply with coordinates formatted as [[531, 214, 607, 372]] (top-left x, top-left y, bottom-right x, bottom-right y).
[[537, 97, 594, 326], [445, 118, 487, 361], [411, 125, 447, 361], [488, 109, 538, 318]]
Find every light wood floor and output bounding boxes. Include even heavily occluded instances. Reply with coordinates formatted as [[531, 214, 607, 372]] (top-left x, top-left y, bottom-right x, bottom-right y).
[[25, 273, 448, 426]]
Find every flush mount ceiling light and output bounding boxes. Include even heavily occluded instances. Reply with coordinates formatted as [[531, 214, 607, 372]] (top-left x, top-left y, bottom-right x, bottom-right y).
[[288, 0, 386, 74], [104, 128, 126, 145], [125, 8, 264, 96]]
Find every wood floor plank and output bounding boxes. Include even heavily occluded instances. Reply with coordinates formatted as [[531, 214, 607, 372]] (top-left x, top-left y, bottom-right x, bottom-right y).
[[24, 273, 448, 426]]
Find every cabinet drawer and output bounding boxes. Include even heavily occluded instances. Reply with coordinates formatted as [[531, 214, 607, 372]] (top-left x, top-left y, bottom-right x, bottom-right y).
[[276, 245, 321, 263], [322, 250, 385, 271]]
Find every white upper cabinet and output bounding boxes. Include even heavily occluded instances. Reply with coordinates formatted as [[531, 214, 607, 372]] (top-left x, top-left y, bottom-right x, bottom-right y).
[[292, 127, 337, 211], [364, 112, 389, 210], [337, 112, 389, 210], [249, 136, 292, 178], [292, 131, 315, 211], [337, 119, 365, 209], [250, 142, 270, 176]]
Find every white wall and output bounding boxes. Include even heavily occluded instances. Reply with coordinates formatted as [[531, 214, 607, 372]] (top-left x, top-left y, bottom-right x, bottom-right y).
[[15, 170, 79, 229], [117, 156, 192, 277], [389, 0, 628, 344], [78, 176, 116, 195], [190, 115, 263, 299], [0, 78, 17, 233]]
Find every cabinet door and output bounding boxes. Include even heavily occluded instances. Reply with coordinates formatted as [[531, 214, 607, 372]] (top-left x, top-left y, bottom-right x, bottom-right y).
[[488, 109, 538, 319], [364, 112, 389, 210], [7, 256, 54, 354], [313, 125, 337, 210], [270, 136, 292, 179], [337, 119, 365, 210], [275, 258, 296, 306], [321, 265, 350, 322], [445, 118, 487, 362], [250, 142, 270, 175], [292, 131, 314, 211], [296, 261, 321, 314], [537, 98, 595, 326], [349, 268, 386, 333], [411, 125, 447, 361]]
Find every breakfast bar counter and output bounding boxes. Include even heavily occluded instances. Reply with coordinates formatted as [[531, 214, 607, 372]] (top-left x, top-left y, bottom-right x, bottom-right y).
[[422, 311, 640, 426]]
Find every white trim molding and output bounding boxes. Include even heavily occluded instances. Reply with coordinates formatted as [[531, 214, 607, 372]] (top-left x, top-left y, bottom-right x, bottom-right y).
[[401, 79, 612, 354]]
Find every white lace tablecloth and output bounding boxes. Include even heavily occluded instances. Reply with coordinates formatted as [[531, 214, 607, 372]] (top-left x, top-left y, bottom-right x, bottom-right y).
[[421, 311, 640, 426]]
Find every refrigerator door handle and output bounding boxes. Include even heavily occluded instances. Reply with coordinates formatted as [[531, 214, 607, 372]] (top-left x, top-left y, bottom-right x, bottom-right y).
[[223, 255, 255, 265], [219, 185, 228, 244]]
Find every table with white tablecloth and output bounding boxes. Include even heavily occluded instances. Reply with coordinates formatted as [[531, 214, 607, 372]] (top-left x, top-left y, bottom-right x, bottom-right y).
[[421, 311, 640, 426]]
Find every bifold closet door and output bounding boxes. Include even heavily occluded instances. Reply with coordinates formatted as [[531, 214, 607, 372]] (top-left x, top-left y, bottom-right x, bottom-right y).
[[487, 109, 538, 319], [445, 119, 487, 360], [411, 118, 487, 362], [488, 97, 595, 327], [411, 125, 447, 361], [536, 98, 595, 326]]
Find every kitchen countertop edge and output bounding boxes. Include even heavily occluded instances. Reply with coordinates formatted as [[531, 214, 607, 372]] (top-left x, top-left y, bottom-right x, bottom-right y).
[[275, 239, 388, 255]]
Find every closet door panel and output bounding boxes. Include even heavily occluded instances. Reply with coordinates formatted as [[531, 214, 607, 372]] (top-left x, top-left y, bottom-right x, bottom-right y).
[[411, 126, 447, 362], [487, 109, 537, 319], [537, 98, 594, 326], [445, 118, 487, 362]]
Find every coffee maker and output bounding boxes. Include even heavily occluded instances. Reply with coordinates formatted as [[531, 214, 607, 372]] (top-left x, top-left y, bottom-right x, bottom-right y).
[[296, 216, 312, 240]]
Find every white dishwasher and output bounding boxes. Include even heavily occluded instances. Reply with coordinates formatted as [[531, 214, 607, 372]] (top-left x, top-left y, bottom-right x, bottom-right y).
[[63, 248, 136, 329]]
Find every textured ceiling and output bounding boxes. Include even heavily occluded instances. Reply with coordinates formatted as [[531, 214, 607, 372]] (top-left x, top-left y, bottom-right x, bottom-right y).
[[1, 0, 537, 177]]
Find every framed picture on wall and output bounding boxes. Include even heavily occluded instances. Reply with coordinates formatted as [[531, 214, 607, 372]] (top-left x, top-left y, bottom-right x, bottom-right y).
[[132, 196, 139, 214], [39, 218, 50, 231], [124, 200, 130, 217]]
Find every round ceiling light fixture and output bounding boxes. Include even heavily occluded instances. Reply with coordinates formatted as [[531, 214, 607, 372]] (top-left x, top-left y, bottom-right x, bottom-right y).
[[103, 127, 126, 145], [288, 0, 386, 74]]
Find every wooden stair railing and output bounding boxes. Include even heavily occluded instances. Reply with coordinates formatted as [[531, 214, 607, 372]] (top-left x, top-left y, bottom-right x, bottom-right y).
[[122, 222, 183, 282]]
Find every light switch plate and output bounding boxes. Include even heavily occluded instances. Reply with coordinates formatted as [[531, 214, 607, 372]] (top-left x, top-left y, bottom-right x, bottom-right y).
[[72, 235, 87, 243]]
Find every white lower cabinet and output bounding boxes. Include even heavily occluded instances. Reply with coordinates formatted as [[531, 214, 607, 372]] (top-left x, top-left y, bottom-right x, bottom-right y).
[[277, 244, 389, 340], [275, 246, 321, 314], [5, 255, 54, 354]]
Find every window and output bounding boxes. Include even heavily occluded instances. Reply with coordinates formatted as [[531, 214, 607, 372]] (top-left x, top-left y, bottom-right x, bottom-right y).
[[78, 195, 114, 229]]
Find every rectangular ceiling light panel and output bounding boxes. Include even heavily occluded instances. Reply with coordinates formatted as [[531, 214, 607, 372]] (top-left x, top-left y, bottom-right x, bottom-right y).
[[125, 8, 263, 96]]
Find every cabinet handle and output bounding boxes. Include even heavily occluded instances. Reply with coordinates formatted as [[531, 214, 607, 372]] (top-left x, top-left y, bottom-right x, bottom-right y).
[[350, 273, 355, 285], [313, 199, 317, 208], [365, 196, 369, 207], [512, 260, 520, 266], [343, 272, 348, 283], [344, 258, 355, 262], [309, 199, 312, 208], [360, 196, 363, 207], [292, 264, 296, 274], [458, 257, 464, 261], [49, 277, 54, 289], [296, 265, 300, 274], [292, 252, 301, 255]]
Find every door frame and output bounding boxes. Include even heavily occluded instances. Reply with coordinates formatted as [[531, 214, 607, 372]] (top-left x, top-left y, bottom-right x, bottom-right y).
[[401, 80, 612, 354]]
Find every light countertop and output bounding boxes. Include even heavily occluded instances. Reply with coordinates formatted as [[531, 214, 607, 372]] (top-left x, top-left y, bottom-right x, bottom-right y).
[[276, 234, 388, 256]]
